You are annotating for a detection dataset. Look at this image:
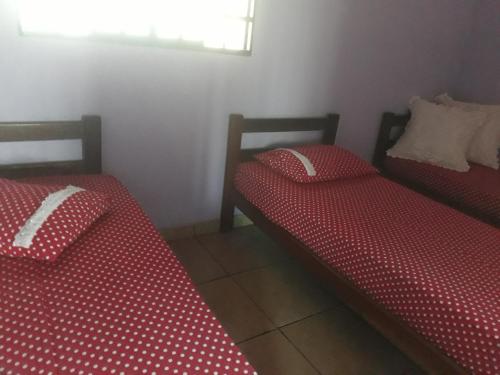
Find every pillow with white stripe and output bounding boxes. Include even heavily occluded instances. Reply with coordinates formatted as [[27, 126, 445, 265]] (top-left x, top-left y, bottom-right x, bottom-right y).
[[255, 145, 378, 183], [0, 178, 110, 261]]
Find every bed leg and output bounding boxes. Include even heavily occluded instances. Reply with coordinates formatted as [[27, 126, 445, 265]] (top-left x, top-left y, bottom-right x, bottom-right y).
[[220, 200, 235, 232]]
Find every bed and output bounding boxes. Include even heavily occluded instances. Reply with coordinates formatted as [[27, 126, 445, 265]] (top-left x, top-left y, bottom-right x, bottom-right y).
[[0, 116, 255, 375], [220, 114, 500, 375], [373, 112, 500, 227]]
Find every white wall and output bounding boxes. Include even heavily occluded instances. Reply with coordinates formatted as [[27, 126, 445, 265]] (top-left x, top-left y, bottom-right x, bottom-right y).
[[454, 0, 500, 103], [0, 0, 478, 227]]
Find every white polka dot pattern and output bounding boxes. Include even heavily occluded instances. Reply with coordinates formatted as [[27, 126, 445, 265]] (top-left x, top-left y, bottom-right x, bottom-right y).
[[0, 178, 111, 261], [255, 145, 378, 183], [0, 175, 255, 375], [385, 156, 500, 224], [235, 162, 500, 375]]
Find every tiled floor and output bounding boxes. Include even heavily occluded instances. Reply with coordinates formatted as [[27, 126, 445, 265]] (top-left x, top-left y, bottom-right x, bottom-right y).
[[168, 226, 424, 375]]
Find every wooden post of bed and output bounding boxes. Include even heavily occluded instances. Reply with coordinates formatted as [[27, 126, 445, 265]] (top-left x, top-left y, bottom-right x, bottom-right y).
[[82, 115, 102, 174], [372, 112, 410, 169], [220, 114, 245, 232], [220, 113, 339, 232]]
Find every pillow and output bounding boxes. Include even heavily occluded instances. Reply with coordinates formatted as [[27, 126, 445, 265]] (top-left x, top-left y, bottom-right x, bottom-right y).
[[387, 97, 486, 172], [435, 93, 500, 169], [255, 144, 378, 183], [0, 178, 110, 261]]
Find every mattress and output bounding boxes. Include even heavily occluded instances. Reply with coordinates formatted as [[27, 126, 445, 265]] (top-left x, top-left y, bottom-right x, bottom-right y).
[[384, 156, 500, 225], [0, 174, 255, 375], [235, 161, 500, 375]]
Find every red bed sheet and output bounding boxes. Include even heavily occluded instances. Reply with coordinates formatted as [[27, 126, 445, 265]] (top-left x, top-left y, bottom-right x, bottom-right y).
[[235, 161, 500, 375], [1, 175, 255, 375], [384, 156, 500, 225]]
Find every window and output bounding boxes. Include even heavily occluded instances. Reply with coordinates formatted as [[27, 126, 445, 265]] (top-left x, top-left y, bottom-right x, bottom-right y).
[[18, 0, 255, 54]]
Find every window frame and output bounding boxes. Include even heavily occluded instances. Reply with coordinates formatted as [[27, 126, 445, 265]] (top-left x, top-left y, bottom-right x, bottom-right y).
[[17, 0, 256, 56]]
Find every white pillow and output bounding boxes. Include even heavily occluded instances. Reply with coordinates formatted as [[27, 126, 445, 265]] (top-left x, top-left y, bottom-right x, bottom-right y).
[[387, 97, 486, 172], [435, 93, 500, 169]]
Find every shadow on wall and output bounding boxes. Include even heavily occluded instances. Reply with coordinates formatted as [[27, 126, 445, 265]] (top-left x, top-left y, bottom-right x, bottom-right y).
[[453, 0, 500, 103], [325, 0, 478, 157]]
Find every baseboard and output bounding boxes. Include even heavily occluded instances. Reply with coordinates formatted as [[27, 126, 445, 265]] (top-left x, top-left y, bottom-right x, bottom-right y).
[[159, 214, 253, 241]]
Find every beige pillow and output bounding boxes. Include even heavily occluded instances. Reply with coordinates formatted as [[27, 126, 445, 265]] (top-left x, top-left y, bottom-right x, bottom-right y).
[[387, 97, 486, 172], [435, 93, 500, 169]]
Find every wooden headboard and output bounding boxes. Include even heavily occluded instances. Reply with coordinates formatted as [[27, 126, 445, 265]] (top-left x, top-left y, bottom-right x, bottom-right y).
[[372, 112, 410, 168], [0, 115, 102, 179], [223, 113, 340, 189], [225, 113, 339, 163], [220, 113, 339, 231]]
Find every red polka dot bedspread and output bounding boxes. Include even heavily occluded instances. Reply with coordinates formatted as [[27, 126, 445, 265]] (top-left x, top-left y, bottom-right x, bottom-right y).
[[384, 156, 500, 226], [0, 174, 255, 375], [235, 161, 500, 375]]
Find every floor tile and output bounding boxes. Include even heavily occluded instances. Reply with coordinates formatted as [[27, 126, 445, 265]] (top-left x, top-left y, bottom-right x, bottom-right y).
[[233, 263, 335, 327], [238, 331, 319, 375], [160, 225, 194, 241], [169, 238, 226, 284], [281, 309, 424, 375], [198, 226, 289, 274], [197, 278, 275, 343]]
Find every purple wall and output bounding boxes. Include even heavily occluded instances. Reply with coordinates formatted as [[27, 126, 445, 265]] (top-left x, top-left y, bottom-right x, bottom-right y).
[[454, 0, 500, 103], [0, 0, 484, 227]]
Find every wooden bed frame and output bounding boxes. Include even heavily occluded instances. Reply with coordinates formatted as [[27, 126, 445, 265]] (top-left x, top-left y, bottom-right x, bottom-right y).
[[0, 116, 101, 178], [373, 112, 497, 227], [220, 113, 467, 374], [372, 112, 410, 169]]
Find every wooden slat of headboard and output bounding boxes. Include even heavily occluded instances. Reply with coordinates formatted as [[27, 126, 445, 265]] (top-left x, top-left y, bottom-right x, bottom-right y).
[[240, 147, 275, 162], [0, 115, 102, 178], [0, 161, 84, 179], [0, 122, 83, 142], [242, 116, 337, 133]]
